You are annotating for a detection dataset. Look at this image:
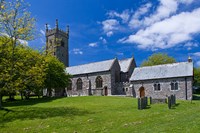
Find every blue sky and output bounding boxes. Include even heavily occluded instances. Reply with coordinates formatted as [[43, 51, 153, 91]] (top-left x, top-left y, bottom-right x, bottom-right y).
[[27, 0, 200, 67]]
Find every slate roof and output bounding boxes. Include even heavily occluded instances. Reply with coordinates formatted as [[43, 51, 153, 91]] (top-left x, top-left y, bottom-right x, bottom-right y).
[[66, 58, 116, 75], [130, 62, 193, 81], [119, 57, 134, 73]]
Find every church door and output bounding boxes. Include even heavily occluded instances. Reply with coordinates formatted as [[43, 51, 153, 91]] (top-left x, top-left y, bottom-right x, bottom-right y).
[[104, 87, 108, 96], [139, 87, 145, 98]]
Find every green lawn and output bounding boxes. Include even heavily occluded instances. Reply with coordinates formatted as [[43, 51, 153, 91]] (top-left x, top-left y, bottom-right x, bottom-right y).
[[0, 96, 200, 133]]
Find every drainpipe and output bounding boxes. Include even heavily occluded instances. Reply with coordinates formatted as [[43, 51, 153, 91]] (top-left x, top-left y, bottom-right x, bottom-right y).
[[185, 77, 187, 100]]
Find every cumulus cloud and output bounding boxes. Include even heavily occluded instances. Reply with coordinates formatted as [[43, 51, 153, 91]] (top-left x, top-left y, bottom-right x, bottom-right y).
[[102, 19, 119, 37], [120, 8, 200, 50], [142, 0, 178, 26], [107, 10, 131, 23], [72, 48, 83, 55], [184, 42, 198, 50], [88, 42, 98, 47], [129, 3, 152, 28]]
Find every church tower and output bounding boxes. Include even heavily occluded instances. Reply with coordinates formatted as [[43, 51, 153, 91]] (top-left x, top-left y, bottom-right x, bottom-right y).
[[45, 19, 69, 67]]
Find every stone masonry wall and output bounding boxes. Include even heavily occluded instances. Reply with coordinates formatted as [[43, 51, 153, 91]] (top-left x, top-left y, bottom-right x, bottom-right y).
[[132, 77, 193, 100], [66, 71, 112, 96]]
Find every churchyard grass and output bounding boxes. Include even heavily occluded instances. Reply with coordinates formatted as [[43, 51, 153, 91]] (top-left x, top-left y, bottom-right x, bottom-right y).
[[0, 96, 200, 133]]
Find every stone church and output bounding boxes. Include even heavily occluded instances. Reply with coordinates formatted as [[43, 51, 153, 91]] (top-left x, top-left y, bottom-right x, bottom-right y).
[[45, 20, 193, 100]]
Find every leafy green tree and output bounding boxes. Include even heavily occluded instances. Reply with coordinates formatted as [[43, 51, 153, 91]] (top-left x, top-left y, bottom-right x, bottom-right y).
[[141, 53, 176, 67], [0, 0, 36, 102], [15, 46, 46, 99], [44, 54, 70, 97], [194, 67, 200, 88]]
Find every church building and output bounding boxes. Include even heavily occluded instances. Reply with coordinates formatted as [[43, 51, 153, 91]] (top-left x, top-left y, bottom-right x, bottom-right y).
[[45, 20, 194, 100]]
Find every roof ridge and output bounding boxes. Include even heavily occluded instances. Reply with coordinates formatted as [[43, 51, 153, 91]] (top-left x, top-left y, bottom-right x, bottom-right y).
[[138, 61, 190, 69], [67, 58, 116, 68]]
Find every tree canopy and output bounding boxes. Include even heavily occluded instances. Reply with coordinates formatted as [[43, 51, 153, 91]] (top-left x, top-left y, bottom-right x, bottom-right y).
[[141, 53, 176, 67], [0, 37, 71, 108], [194, 67, 200, 88]]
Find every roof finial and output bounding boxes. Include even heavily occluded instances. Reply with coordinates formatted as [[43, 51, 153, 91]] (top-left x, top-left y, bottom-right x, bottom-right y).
[[66, 25, 69, 34], [188, 56, 192, 62], [56, 19, 58, 29], [45, 23, 48, 32]]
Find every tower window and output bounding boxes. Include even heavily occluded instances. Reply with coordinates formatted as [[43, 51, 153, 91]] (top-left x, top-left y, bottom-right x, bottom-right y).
[[61, 40, 65, 47]]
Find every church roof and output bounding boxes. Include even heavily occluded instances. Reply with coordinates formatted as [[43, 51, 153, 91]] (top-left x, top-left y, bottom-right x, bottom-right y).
[[66, 58, 116, 75], [119, 57, 134, 73], [130, 62, 193, 81]]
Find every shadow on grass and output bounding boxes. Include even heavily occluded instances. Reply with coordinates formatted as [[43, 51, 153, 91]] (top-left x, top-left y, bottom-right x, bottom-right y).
[[193, 95, 200, 100], [2, 97, 65, 107], [0, 106, 93, 126]]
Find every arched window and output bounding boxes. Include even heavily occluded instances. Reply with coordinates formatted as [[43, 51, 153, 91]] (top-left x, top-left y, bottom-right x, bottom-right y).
[[77, 78, 82, 90], [67, 80, 72, 91], [96, 76, 103, 88]]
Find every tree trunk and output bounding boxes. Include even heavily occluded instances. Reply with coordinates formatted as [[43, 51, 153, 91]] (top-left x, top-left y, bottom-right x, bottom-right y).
[[0, 94, 2, 109], [20, 91, 24, 100], [47, 88, 52, 97]]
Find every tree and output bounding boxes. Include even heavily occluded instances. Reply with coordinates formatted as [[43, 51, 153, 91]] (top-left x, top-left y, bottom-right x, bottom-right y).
[[141, 53, 176, 67], [15, 46, 46, 99], [194, 67, 200, 88], [0, 0, 35, 102], [44, 54, 70, 97], [0, 37, 46, 108]]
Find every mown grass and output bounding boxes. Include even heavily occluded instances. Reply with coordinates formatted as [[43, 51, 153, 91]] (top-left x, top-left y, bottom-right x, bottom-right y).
[[0, 96, 200, 133]]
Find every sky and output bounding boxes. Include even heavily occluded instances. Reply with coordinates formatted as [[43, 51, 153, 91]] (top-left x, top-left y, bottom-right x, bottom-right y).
[[27, 0, 200, 67]]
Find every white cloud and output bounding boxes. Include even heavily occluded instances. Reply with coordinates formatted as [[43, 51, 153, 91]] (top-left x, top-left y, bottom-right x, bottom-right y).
[[192, 52, 200, 57], [99, 37, 107, 44], [143, 0, 178, 26], [102, 19, 119, 37], [18, 39, 28, 46], [120, 8, 200, 50], [184, 42, 198, 50], [102, 19, 119, 32], [72, 48, 83, 55], [129, 3, 152, 28], [88, 42, 98, 47], [180, 0, 194, 4], [40, 29, 45, 36], [129, 0, 194, 28], [106, 31, 113, 37], [107, 10, 131, 23]]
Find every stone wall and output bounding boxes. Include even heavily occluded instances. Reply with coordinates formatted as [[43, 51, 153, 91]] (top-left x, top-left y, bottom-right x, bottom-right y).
[[67, 71, 112, 96], [131, 77, 193, 100]]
